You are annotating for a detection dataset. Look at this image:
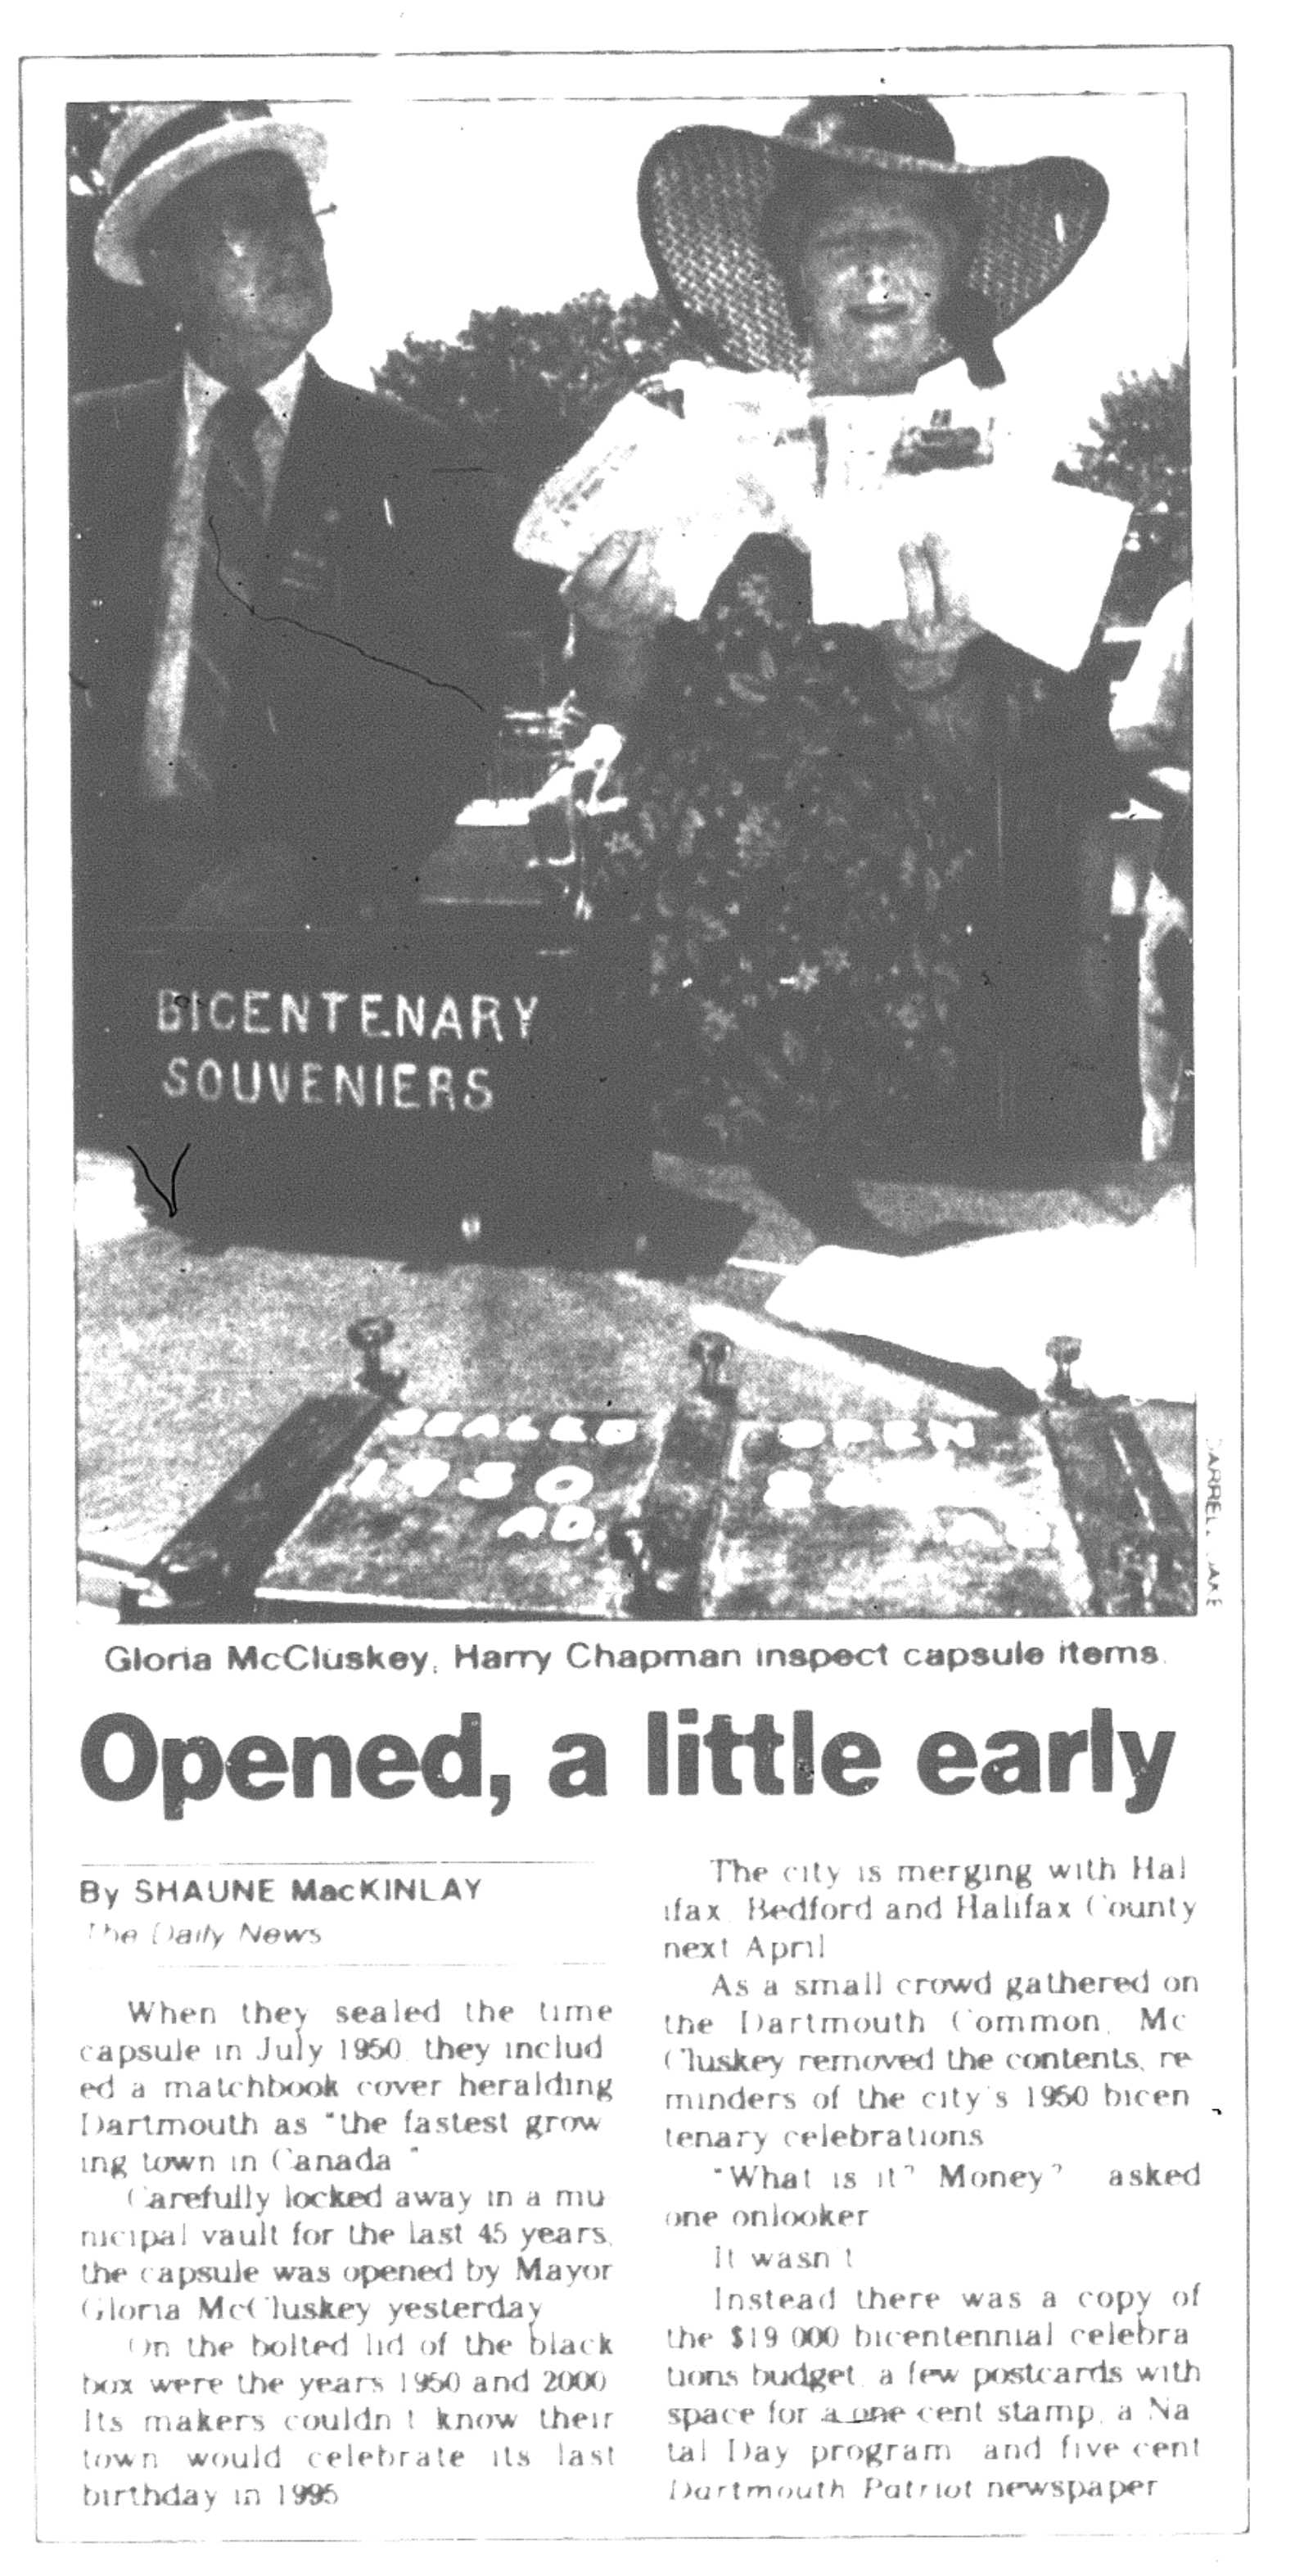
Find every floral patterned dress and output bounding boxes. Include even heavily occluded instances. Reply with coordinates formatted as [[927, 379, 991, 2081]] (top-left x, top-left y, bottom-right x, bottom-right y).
[[588, 516, 1113, 1163]]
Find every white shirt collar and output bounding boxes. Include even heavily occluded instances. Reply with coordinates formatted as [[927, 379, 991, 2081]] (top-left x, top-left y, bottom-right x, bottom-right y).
[[183, 350, 309, 443]]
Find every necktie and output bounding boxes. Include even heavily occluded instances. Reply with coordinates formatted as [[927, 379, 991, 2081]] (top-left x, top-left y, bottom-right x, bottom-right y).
[[174, 388, 270, 799]]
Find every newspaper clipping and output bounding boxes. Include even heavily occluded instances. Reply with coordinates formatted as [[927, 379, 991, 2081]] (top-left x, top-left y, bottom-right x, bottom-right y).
[[23, 31, 1252, 2564]]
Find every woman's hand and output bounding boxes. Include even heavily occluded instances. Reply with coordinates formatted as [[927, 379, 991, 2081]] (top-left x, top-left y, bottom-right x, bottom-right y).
[[878, 533, 989, 780], [563, 530, 676, 635], [882, 531, 983, 693]]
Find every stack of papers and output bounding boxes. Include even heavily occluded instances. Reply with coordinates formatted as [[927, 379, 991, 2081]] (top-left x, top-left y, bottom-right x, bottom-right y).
[[516, 385, 1130, 671], [515, 391, 785, 622]]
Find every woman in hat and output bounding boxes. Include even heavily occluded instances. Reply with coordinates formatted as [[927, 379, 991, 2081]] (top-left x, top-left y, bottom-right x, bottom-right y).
[[555, 97, 1116, 1207]]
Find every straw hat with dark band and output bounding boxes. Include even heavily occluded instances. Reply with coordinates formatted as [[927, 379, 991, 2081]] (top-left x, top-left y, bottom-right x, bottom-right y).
[[93, 102, 327, 287], [638, 95, 1108, 386]]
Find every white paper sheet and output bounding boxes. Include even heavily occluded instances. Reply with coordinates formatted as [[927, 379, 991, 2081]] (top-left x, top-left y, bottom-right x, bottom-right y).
[[808, 466, 1132, 668], [765, 1187, 1196, 1400]]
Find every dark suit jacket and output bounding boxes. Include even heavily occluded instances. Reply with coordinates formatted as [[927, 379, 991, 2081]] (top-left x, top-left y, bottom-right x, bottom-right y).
[[70, 356, 505, 924]]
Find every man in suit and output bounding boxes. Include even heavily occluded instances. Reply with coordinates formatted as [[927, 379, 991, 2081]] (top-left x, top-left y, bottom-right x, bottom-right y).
[[71, 102, 503, 929]]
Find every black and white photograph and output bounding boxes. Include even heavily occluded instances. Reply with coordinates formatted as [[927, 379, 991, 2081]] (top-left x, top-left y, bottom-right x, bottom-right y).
[[61, 55, 1211, 1625], [18, 29, 1272, 2565]]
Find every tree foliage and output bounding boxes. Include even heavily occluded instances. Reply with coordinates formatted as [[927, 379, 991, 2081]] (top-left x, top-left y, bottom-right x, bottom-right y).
[[376, 290, 696, 669], [376, 288, 694, 509], [1060, 360, 1191, 624]]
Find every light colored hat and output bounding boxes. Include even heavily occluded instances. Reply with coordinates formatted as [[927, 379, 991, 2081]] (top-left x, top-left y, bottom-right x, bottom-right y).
[[640, 96, 1108, 387], [93, 101, 327, 287]]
